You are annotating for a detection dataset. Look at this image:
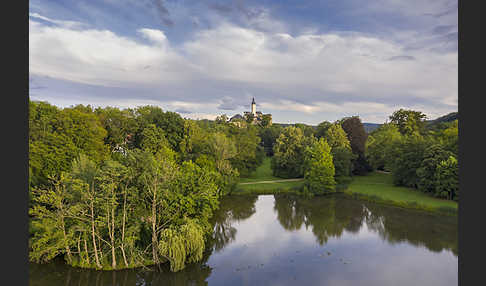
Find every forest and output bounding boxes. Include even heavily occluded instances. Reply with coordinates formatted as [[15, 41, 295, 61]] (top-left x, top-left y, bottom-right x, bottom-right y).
[[29, 100, 458, 272]]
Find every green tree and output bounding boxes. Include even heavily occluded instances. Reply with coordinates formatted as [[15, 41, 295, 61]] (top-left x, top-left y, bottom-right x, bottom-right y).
[[435, 156, 459, 200], [259, 114, 272, 127], [272, 126, 311, 178], [365, 123, 403, 171], [315, 121, 332, 139], [416, 144, 454, 194], [389, 109, 427, 136], [323, 123, 354, 179], [303, 138, 336, 194]]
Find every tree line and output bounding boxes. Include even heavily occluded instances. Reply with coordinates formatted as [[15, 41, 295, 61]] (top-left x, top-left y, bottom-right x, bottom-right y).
[[29, 100, 458, 272], [264, 109, 458, 201], [29, 100, 265, 271]]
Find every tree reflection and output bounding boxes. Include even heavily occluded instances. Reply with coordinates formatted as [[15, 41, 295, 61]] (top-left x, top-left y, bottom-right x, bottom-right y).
[[209, 195, 258, 251], [363, 201, 458, 255], [273, 194, 457, 255]]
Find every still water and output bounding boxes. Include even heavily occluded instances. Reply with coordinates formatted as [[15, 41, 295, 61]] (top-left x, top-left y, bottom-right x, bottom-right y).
[[29, 194, 457, 286]]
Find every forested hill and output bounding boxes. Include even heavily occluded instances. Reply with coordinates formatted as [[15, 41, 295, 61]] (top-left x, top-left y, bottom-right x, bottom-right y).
[[426, 112, 458, 126]]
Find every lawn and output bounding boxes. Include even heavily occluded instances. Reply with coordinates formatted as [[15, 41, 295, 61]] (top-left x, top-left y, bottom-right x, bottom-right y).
[[234, 157, 304, 194], [345, 172, 457, 214], [238, 157, 281, 183]]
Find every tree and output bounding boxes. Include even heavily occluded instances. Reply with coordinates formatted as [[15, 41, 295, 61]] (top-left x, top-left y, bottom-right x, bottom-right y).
[[435, 156, 458, 200], [389, 109, 427, 136], [134, 106, 185, 152], [416, 144, 454, 194], [139, 124, 169, 155], [259, 114, 272, 127], [340, 116, 370, 175], [272, 126, 311, 178], [315, 121, 332, 139], [388, 135, 431, 188], [295, 123, 315, 137], [323, 124, 354, 179], [29, 174, 76, 264], [303, 138, 336, 194], [244, 113, 255, 124], [258, 125, 282, 156], [365, 123, 403, 171]]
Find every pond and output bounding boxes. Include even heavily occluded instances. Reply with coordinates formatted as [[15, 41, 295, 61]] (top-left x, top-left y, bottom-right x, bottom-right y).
[[29, 194, 458, 286]]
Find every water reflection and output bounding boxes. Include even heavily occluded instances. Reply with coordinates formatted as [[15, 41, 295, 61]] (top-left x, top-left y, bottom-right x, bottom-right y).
[[30, 194, 457, 286], [271, 194, 457, 254]]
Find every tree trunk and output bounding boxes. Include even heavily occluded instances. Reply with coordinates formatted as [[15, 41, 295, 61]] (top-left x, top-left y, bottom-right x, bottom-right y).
[[151, 180, 159, 264], [90, 198, 101, 268], [60, 215, 72, 264], [120, 185, 129, 267], [84, 238, 90, 265]]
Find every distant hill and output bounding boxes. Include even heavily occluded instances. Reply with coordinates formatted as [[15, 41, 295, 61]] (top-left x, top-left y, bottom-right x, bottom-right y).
[[362, 123, 381, 133], [426, 112, 458, 125]]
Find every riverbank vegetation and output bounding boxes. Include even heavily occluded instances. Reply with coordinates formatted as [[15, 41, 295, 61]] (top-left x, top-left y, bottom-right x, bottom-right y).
[[29, 100, 265, 271], [29, 99, 458, 272], [344, 172, 457, 215]]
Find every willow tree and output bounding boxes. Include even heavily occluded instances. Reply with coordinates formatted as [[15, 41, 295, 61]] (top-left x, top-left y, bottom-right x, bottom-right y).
[[29, 174, 75, 264]]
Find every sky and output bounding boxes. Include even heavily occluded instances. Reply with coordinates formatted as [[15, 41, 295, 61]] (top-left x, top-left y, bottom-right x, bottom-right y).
[[29, 0, 457, 125]]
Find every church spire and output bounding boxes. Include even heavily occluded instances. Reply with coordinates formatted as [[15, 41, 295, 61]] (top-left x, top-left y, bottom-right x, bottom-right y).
[[252, 97, 256, 105]]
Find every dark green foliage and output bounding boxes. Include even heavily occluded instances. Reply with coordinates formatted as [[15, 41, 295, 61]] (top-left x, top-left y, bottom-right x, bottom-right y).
[[315, 121, 332, 139], [387, 135, 430, 188], [340, 116, 370, 175], [416, 144, 454, 194], [258, 125, 282, 156], [435, 156, 458, 201]]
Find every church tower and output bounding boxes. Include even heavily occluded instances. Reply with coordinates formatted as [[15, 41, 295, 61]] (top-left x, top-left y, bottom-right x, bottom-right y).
[[251, 97, 256, 116]]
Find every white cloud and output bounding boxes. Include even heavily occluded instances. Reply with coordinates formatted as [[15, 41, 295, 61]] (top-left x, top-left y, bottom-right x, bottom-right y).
[[29, 13, 457, 124]]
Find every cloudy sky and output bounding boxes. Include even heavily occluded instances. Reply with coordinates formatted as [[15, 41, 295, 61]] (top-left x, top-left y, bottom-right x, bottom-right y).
[[29, 0, 457, 124]]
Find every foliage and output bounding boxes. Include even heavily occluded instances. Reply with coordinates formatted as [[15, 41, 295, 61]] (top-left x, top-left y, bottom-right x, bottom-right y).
[[303, 138, 336, 194], [259, 114, 272, 127], [416, 144, 454, 195], [340, 116, 370, 175], [435, 156, 459, 201], [271, 126, 312, 178], [389, 109, 427, 136], [387, 135, 430, 188], [258, 125, 282, 156], [365, 123, 403, 171], [315, 121, 332, 139]]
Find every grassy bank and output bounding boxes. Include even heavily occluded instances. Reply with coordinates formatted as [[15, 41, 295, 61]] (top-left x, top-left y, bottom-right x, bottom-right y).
[[233, 157, 304, 195], [344, 172, 457, 215]]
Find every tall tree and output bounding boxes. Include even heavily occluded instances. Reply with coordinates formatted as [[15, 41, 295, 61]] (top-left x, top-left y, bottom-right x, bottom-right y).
[[303, 138, 336, 194], [340, 116, 370, 175], [272, 126, 311, 178], [389, 109, 427, 136]]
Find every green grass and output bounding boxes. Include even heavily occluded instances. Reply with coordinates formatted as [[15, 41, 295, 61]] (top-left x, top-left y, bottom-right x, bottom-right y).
[[233, 157, 304, 195], [344, 172, 457, 215], [238, 157, 281, 183]]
